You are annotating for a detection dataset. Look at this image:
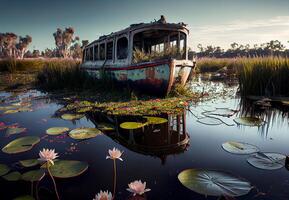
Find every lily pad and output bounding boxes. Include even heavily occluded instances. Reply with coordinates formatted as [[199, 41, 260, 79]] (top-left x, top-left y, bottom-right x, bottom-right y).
[[234, 117, 264, 126], [46, 127, 69, 135], [144, 116, 168, 125], [77, 107, 93, 113], [61, 114, 84, 121], [196, 117, 223, 125], [50, 160, 88, 178], [4, 110, 19, 114], [2, 171, 21, 181], [17, 107, 33, 112], [222, 141, 259, 155], [120, 122, 146, 130], [22, 169, 45, 182], [207, 108, 237, 117], [6, 127, 27, 136], [97, 123, 115, 131], [247, 152, 286, 170], [13, 195, 35, 200], [19, 159, 39, 167], [0, 164, 10, 176], [178, 169, 252, 197], [69, 128, 102, 140], [2, 136, 40, 154]]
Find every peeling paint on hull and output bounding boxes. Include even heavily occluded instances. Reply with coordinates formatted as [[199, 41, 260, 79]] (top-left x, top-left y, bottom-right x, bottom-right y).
[[82, 60, 193, 96]]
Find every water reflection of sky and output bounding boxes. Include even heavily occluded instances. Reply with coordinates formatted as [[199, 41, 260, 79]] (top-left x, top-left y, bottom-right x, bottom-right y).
[[0, 88, 288, 200]]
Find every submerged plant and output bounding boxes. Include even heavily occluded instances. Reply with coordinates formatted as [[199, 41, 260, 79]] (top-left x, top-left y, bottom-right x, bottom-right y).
[[127, 180, 151, 196], [93, 190, 113, 200], [106, 148, 123, 198], [38, 148, 60, 200]]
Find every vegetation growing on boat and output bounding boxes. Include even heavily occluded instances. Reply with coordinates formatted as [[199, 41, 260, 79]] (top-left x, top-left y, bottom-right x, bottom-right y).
[[132, 46, 184, 63]]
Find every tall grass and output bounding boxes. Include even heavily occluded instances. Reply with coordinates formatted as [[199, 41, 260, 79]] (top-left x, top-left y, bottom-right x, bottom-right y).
[[0, 58, 80, 73], [36, 61, 99, 90], [238, 57, 289, 97], [195, 58, 239, 73]]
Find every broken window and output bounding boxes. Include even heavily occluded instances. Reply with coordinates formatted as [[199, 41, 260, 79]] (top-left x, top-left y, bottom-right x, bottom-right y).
[[89, 47, 93, 61], [85, 49, 89, 61], [99, 43, 105, 60], [132, 30, 187, 63], [117, 37, 128, 59], [106, 41, 113, 60], [94, 44, 99, 61]]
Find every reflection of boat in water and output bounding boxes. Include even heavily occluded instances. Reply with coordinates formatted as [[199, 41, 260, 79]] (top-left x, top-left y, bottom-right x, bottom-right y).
[[88, 113, 189, 164]]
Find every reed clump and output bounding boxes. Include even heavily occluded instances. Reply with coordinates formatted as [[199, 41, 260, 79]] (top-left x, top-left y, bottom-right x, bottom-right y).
[[195, 58, 238, 73], [0, 59, 45, 72], [36, 61, 98, 90], [238, 57, 289, 97]]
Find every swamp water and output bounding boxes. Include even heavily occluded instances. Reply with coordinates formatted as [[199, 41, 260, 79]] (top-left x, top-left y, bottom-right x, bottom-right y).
[[0, 80, 288, 200]]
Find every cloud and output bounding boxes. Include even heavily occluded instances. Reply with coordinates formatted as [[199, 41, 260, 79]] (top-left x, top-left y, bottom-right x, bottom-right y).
[[189, 16, 289, 49]]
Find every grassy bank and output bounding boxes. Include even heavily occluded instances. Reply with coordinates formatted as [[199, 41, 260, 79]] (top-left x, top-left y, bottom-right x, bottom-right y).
[[0, 58, 81, 91], [0, 58, 80, 73], [195, 58, 239, 73], [238, 57, 289, 97]]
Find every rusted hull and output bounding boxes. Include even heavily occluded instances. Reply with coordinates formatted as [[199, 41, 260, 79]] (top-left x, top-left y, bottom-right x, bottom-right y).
[[82, 59, 193, 96]]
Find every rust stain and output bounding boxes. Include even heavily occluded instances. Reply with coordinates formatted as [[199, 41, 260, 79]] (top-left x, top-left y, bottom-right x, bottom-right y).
[[145, 67, 155, 79]]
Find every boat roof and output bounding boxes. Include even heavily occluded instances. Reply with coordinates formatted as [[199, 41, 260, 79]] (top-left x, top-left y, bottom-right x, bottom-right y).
[[86, 16, 189, 47]]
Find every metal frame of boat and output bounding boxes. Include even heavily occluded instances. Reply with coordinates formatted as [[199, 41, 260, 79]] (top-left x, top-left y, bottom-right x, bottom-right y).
[[81, 16, 196, 96]]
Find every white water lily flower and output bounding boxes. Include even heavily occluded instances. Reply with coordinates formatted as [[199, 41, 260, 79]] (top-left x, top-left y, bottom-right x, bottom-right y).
[[93, 190, 113, 200], [127, 180, 151, 196], [38, 148, 59, 165], [106, 147, 123, 161]]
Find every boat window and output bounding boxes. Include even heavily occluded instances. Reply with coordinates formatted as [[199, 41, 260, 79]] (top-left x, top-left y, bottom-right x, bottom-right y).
[[89, 47, 93, 61], [85, 49, 89, 61], [133, 30, 187, 63], [85, 48, 91, 61], [94, 44, 99, 60], [99, 43, 105, 60], [179, 32, 186, 59], [106, 41, 113, 60], [117, 37, 128, 59]]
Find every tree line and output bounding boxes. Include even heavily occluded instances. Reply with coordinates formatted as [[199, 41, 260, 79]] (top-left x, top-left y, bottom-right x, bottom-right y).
[[189, 40, 289, 58], [0, 27, 89, 59]]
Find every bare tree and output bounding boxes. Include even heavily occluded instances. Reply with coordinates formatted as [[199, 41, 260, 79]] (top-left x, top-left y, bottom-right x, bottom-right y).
[[0, 33, 18, 57], [53, 27, 78, 58], [16, 35, 32, 59]]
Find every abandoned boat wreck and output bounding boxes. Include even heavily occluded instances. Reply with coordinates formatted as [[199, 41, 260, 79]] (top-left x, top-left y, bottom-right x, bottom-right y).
[[82, 16, 196, 96]]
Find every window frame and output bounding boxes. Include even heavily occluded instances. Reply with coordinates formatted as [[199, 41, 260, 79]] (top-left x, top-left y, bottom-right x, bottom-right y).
[[116, 35, 129, 60]]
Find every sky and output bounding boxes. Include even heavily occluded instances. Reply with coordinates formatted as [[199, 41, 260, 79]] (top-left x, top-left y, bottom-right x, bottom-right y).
[[1, 0, 289, 51]]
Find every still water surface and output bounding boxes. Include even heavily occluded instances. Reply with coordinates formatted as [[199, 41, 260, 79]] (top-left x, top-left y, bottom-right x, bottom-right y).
[[0, 82, 288, 200]]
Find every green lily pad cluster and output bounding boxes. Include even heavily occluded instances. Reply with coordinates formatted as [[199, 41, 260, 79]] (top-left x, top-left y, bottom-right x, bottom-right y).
[[6, 127, 27, 136], [2, 136, 40, 154], [69, 128, 102, 139], [59, 97, 195, 117], [0, 164, 21, 182], [61, 113, 84, 121], [50, 160, 88, 178], [120, 116, 169, 130], [178, 169, 252, 197], [0, 102, 33, 115], [234, 117, 264, 126], [46, 127, 69, 135], [222, 141, 286, 170]]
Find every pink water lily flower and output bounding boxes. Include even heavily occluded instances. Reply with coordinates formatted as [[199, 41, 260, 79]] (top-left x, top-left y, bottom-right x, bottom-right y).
[[127, 180, 151, 196], [93, 190, 112, 200], [106, 147, 123, 161], [38, 148, 59, 165]]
